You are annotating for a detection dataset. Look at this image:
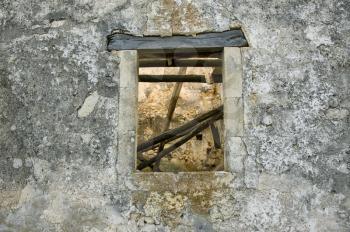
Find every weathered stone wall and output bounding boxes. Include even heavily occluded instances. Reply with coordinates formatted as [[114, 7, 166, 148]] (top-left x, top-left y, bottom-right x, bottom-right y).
[[0, 0, 349, 231]]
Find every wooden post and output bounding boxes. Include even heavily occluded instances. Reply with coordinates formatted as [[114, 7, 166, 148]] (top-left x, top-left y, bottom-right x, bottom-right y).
[[138, 75, 208, 83], [153, 67, 186, 171], [138, 59, 221, 67], [210, 122, 221, 149]]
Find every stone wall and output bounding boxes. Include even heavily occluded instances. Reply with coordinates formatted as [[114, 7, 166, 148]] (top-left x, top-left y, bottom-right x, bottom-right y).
[[0, 0, 349, 231]]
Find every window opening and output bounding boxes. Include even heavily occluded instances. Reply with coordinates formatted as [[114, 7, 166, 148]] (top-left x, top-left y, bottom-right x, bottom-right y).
[[110, 30, 247, 174], [136, 49, 224, 172]]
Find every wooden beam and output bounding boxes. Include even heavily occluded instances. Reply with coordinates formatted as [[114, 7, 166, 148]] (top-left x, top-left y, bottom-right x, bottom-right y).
[[210, 123, 221, 149], [137, 105, 223, 153], [139, 51, 222, 59], [138, 48, 223, 54], [212, 67, 222, 74], [212, 74, 222, 83], [162, 82, 183, 132], [139, 59, 221, 67], [138, 124, 195, 154], [137, 113, 223, 170], [108, 30, 248, 51], [138, 74, 222, 83], [154, 69, 185, 171]]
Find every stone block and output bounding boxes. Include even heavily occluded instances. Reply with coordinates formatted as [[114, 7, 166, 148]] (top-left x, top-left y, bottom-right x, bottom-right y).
[[225, 137, 246, 173], [118, 88, 137, 133], [224, 97, 244, 137], [117, 130, 136, 175], [117, 50, 138, 88], [223, 47, 242, 98]]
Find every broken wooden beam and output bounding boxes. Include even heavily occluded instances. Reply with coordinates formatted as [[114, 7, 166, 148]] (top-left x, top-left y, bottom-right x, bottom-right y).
[[139, 59, 221, 67], [137, 113, 223, 170], [107, 29, 248, 51], [138, 74, 222, 83], [137, 105, 223, 153]]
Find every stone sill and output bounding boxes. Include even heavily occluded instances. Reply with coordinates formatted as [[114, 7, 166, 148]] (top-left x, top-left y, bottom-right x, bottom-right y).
[[132, 171, 234, 192]]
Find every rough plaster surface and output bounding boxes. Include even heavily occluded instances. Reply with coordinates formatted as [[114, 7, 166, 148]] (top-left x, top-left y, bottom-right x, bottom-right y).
[[0, 0, 349, 231]]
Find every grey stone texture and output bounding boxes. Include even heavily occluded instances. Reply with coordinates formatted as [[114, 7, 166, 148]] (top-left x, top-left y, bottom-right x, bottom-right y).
[[0, 0, 349, 231]]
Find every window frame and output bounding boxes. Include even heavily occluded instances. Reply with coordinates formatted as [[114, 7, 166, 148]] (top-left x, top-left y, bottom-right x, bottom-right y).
[[115, 47, 243, 174]]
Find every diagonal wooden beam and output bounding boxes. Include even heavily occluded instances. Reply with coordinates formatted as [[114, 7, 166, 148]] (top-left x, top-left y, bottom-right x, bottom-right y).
[[162, 83, 183, 133], [138, 123, 195, 154], [137, 105, 223, 153], [153, 68, 185, 171], [137, 113, 223, 170]]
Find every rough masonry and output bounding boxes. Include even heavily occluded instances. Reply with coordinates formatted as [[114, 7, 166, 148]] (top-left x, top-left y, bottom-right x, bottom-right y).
[[0, 0, 349, 231]]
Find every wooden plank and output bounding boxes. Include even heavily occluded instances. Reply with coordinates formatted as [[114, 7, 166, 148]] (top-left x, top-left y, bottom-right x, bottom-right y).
[[108, 30, 248, 51], [139, 75, 205, 82], [138, 47, 223, 54], [212, 67, 222, 74], [154, 69, 185, 171], [210, 123, 221, 149], [138, 122, 196, 154], [139, 51, 222, 59], [138, 74, 222, 83], [137, 113, 223, 170], [139, 59, 221, 67], [137, 105, 223, 153], [163, 82, 183, 131]]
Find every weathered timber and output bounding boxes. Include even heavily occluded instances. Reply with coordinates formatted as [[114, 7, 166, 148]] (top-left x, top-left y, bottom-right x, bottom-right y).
[[107, 30, 248, 51], [212, 74, 222, 83], [210, 123, 221, 149], [154, 74, 184, 171], [139, 51, 222, 59], [163, 83, 183, 131], [137, 126, 194, 154], [138, 74, 222, 83], [138, 48, 223, 55], [137, 113, 223, 170], [137, 105, 223, 153], [139, 59, 221, 67], [212, 67, 222, 74], [139, 75, 205, 82]]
